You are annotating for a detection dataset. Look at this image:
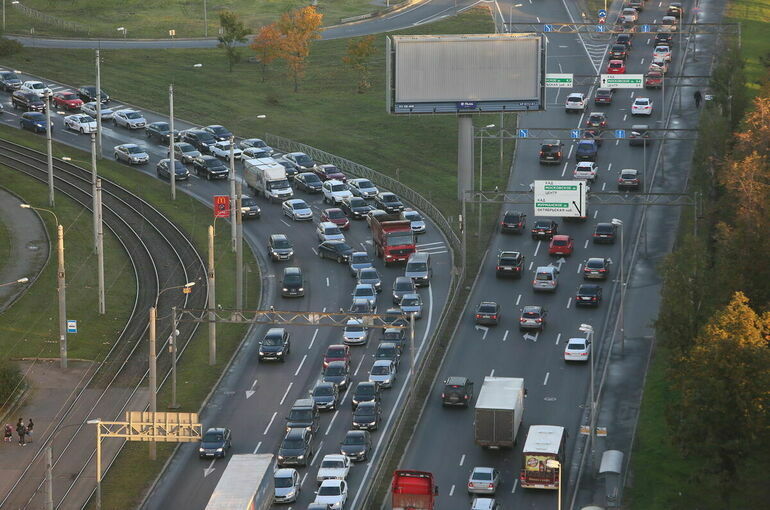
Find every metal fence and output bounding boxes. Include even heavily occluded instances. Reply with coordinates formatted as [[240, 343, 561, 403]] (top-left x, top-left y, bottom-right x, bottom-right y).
[[12, 2, 90, 34]]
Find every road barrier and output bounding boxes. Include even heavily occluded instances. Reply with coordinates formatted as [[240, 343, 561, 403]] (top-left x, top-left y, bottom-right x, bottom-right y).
[[12, 2, 90, 34]]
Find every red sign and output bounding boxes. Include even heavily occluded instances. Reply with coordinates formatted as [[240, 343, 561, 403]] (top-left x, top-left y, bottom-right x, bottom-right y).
[[598, 17, 606, 24], [213, 195, 231, 218]]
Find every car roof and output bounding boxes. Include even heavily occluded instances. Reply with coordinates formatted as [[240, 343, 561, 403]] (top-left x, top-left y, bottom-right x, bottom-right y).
[[372, 359, 392, 367], [620, 168, 639, 174], [205, 427, 228, 434], [499, 250, 521, 257], [271, 233, 288, 241], [536, 266, 557, 273], [567, 92, 584, 98], [522, 305, 543, 313], [325, 179, 345, 185], [275, 468, 297, 477], [552, 234, 571, 240], [445, 376, 468, 385], [579, 283, 602, 291], [471, 466, 495, 475], [283, 266, 301, 275]]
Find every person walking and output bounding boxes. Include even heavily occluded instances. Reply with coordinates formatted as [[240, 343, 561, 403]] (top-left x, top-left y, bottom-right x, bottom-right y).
[[16, 419, 26, 446], [694, 89, 702, 108], [3, 424, 12, 442], [26, 419, 34, 443]]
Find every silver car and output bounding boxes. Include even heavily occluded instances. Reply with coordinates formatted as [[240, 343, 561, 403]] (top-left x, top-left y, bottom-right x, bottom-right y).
[[113, 143, 149, 165], [467, 467, 500, 494], [81, 101, 114, 120], [112, 109, 146, 129], [368, 359, 396, 388], [342, 319, 369, 346], [172, 142, 201, 164], [532, 266, 559, 292], [317, 221, 345, 243], [347, 178, 379, 198], [402, 209, 426, 234], [273, 468, 300, 503], [399, 293, 423, 319], [357, 267, 382, 293]]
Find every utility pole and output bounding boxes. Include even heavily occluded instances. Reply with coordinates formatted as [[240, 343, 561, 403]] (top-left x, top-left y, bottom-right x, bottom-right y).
[[95, 49, 102, 159], [91, 134, 98, 251], [203, 0, 208, 38], [169, 306, 180, 409], [96, 179, 105, 314], [229, 137, 237, 252], [45, 445, 53, 510], [235, 180, 244, 310], [409, 312, 416, 396], [169, 84, 176, 201], [208, 225, 217, 365], [56, 224, 67, 369], [148, 306, 157, 460], [45, 92, 54, 207]]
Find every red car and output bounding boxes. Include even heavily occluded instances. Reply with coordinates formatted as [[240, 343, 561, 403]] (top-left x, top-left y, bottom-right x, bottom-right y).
[[644, 71, 663, 88], [607, 60, 626, 74], [324, 344, 351, 369], [52, 91, 84, 110], [548, 235, 574, 256], [594, 88, 614, 104], [321, 207, 350, 230], [314, 164, 347, 183]]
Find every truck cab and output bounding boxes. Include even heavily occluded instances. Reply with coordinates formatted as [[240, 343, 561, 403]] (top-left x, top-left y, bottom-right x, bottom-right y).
[[391, 470, 438, 510]]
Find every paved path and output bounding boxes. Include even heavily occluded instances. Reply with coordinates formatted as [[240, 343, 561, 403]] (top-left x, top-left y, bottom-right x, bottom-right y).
[[0, 187, 49, 312]]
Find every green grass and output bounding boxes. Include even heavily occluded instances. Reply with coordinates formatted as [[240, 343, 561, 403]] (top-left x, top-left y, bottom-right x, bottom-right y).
[[727, 0, 770, 95], [2, 0, 391, 38], [0, 124, 260, 509], [0, 212, 11, 270]]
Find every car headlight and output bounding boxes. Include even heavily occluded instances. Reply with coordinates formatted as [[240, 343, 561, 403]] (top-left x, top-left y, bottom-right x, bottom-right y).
[[199, 447, 204, 452], [282, 288, 288, 292], [278, 455, 285, 461], [297, 455, 304, 460], [216, 448, 223, 452], [298, 288, 304, 292]]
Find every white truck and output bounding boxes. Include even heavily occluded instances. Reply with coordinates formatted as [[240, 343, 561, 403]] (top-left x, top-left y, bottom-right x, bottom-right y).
[[244, 157, 293, 202], [474, 377, 525, 449], [205, 454, 274, 510]]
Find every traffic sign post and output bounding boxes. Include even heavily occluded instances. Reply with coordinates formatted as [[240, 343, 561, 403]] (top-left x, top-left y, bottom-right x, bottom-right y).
[[598, 9, 607, 17], [534, 180, 588, 218], [570, 129, 581, 139], [600, 74, 644, 89], [518, 129, 529, 138], [545, 73, 574, 88], [67, 320, 77, 334]]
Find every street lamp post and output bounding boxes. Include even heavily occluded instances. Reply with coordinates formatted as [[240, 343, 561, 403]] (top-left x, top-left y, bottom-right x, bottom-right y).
[[85, 418, 102, 510], [611, 218, 625, 354], [478, 124, 495, 192], [20, 204, 67, 368], [44, 91, 54, 207], [579, 323, 596, 432], [0, 277, 29, 287], [545, 459, 562, 510]]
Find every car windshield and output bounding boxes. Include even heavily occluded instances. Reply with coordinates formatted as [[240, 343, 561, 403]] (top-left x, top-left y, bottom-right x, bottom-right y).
[[377, 346, 395, 357], [636, 99, 650, 105], [294, 154, 313, 165], [205, 159, 224, 168], [263, 334, 284, 346], [327, 209, 345, 219], [382, 195, 398, 203], [209, 126, 228, 135], [330, 184, 346, 192], [596, 225, 613, 233], [327, 347, 345, 358], [275, 476, 294, 488], [77, 116, 93, 123], [291, 201, 308, 210], [355, 406, 376, 417], [386, 232, 413, 247], [126, 146, 143, 154], [302, 173, 321, 183], [314, 385, 334, 397], [522, 310, 541, 318], [323, 166, 339, 175], [203, 432, 224, 442], [473, 471, 492, 481], [172, 161, 185, 171], [587, 259, 604, 268], [326, 365, 345, 376], [401, 297, 420, 306], [242, 197, 258, 207], [288, 409, 312, 421], [536, 272, 553, 281], [60, 93, 78, 100], [356, 385, 374, 397], [251, 139, 267, 148], [359, 269, 378, 279], [217, 142, 234, 150], [597, 90, 611, 97], [273, 238, 290, 249], [372, 365, 390, 375], [284, 274, 302, 285], [404, 211, 422, 221], [351, 254, 369, 264], [621, 171, 637, 178], [322, 459, 345, 469], [567, 96, 582, 103], [568, 341, 585, 349], [30, 83, 44, 89], [1, 72, 18, 80], [610, 62, 622, 69], [553, 239, 568, 246], [125, 112, 142, 119], [282, 438, 305, 449], [324, 226, 342, 235], [350, 198, 367, 207], [499, 257, 518, 264], [579, 286, 598, 295], [177, 143, 195, 152], [343, 434, 365, 445], [318, 485, 341, 496], [535, 222, 552, 229], [408, 262, 427, 272], [346, 323, 365, 333], [478, 304, 496, 313]]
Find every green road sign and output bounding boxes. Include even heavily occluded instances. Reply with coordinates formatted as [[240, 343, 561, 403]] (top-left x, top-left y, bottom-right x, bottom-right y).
[[534, 180, 588, 218], [600, 74, 644, 89], [545, 73, 574, 88]]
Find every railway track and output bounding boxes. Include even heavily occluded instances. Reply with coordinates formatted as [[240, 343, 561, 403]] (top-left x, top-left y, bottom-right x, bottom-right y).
[[0, 139, 208, 509]]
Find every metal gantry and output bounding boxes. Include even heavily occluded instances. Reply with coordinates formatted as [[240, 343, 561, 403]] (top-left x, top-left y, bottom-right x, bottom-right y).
[[474, 127, 699, 142], [176, 308, 411, 329], [502, 21, 739, 36]]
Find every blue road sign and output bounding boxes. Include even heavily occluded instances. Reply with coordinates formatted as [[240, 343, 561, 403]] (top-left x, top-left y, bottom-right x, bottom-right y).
[[598, 9, 607, 17], [67, 320, 77, 333], [570, 129, 581, 139], [615, 129, 626, 139], [518, 129, 529, 138], [596, 25, 606, 32], [543, 24, 553, 32], [641, 24, 650, 32]]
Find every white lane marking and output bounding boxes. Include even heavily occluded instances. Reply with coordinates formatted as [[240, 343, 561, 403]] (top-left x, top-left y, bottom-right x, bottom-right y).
[[423, 250, 448, 255], [490, 369, 495, 377], [594, 210, 599, 219], [516, 294, 522, 306], [325, 411, 339, 435], [544, 372, 550, 385], [640, 57, 645, 65], [203, 459, 216, 477], [556, 333, 562, 345], [503, 330, 509, 342], [623, 114, 628, 121], [312, 248, 318, 255], [280, 382, 294, 406], [339, 386, 350, 406], [616, 139, 620, 146], [449, 484, 456, 496], [528, 261, 534, 270], [263, 412, 277, 435], [630, 91, 635, 98], [294, 355, 307, 376], [252, 441, 262, 454], [512, 478, 519, 493], [607, 163, 612, 173], [326, 277, 330, 287], [561, 162, 568, 176], [417, 241, 444, 247], [567, 145, 574, 158], [322, 307, 327, 312], [301, 472, 308, 487], [601, 182, 606, 191], [281, 219, 291, 227], [459, 454, 466, 466], [566, 297, 573, 309], [354, 354, 366, 376], [534, 240, 541, 257], [584, 239, 589, 249], [245, 378, 258, 399], [577, 263, 583, 274], [309, 329, 319, 350], [310, 440, 324, 466]]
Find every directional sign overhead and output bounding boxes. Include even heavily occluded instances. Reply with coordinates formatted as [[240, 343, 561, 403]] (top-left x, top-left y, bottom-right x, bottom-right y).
[[518, 129, 529, 138], [570, 129, 581, 139], [598, 9, 607, 17], [600, 74, 644, 89], [534, 180, 588, 218], [545, 73, 574, 88], [543, 24, 554, 32]]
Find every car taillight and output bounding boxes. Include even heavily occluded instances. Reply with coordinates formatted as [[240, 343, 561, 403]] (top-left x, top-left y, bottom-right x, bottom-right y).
[[488, 483, 494, 488], [491, 315, 497, 319], [475, 314, 482, 319], [464, 394, 469, 399], [441, 393, 445, 398], [468, 483, 474, 488], [599, 269, 607, 272], [496, 266, 503, 270], [519, 318, 526, 322], [535, 318, 543, 322]]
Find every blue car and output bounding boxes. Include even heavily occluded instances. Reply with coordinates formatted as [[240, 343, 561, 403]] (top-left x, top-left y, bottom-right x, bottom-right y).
[[575, 140, 598, 161], [19, 112, 48, 133]]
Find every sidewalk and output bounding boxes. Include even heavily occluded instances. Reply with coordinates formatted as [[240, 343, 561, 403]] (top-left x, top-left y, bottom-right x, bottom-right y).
[[0, 187, 49, 312]]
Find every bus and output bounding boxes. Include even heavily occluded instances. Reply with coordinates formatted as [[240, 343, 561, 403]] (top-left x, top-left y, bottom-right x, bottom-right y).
[[519, 425, 566, 489]]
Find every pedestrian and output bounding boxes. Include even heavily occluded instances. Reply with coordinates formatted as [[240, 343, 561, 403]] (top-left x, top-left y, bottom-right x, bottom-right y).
[[16, 420, 26, 446], [3, 424, 12, 442], [694, 89, 702, 108], [26, 419, 33, 443]]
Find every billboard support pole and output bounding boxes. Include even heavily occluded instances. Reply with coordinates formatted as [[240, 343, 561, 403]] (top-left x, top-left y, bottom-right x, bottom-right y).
[[457, 115, 474, 202]]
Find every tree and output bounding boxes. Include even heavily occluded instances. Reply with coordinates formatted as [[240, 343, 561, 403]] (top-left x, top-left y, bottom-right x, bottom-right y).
[[342, 35, 377, 93], [218, 10, 250, 72], [251, 24, 283, 82], [276, 6, 323, 92], [671, 292, 770, 506]]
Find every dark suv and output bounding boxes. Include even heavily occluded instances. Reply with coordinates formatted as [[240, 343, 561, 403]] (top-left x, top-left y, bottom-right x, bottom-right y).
[[351, 381, 380, 410], [0, 70, 22, 92], [192, 155, 228, 180], [500, 210, 526, 233], [539, 141, 563, 165], [281, 267, 304, 297], [592, 222, 618, 244], [496, 251, 524, 278], [278, 428, 314, 467], [441, 376, 474, 407], [198, 427, 232, 458], [268, 234, 294, 261], [258, 327, 291, 361], [182, 129, 217, 153], [11, 91, 45, 112], [286, 398, 319, 432]]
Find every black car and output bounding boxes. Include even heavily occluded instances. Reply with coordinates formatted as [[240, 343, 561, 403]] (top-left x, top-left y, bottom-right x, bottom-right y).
[[281, 267, 304, 298], [340, 430, 371, 462], [286, 398, 319, 432], [259, 327, 291, 361], [192, 155, 228, 180], [341, 197, 372, 219], [539, 141, 563, 165], [156, 159, 190, 181], [519, 305, 547, 331], [583, 257, 611, 280], [0, 71, 22, 92], [582, 129, 603, 146], [575, 140, 598, 161], [323, 360, 350, 389], [374, 342, 401, 368], [318, 241, 354, 263], [615, 33, 633, 48], [496, 250, 524, 278], [275, 158, 299, 179], [374, 192, 404, 214], [352, 401, 381, 430], [240, 195, 261, 219], [576, 284, 603, 307], [76, 86, 109, 104], [311, 381, 340, 411], [655, 33, 673, 47], [268, 234, 294, 261], [392, 276, 416, 305], [351, 381, 380, 410], [203, 124, 233, 141], [441, 376, 474, 407], [294, 172, 323, 193], [182, 129, 217, 153], [198, 427, 232, 458], [629, 124, 651, 147], [278, 428, 313, 467], [609, 44, 628, 60], [380, 328, 406, 351], [474, 301, 500, 326], [145, 121, 179, 144], [531, 219, 558, 240], [500, 210, 526, 233], [11, 91, 45, 112], [592, 222, 617, 244]]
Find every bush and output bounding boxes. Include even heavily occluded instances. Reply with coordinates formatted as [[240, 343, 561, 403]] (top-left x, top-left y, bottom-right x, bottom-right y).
[[0, 37, 23, 57], [0, 358, 23, 405]]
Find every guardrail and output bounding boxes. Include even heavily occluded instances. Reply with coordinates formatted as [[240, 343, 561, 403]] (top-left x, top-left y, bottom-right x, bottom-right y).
[[339, 13, 374, 23], [12, 2, 90, 34]]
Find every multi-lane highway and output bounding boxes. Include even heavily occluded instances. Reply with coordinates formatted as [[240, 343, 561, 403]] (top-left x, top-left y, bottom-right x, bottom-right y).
[[0, 69, 451, 508], [398, 0, 706, 508]]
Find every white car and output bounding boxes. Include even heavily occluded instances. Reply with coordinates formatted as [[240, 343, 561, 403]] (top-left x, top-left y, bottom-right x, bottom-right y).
[[209, 140, 243, 159], [401, 209, 426, 234], [347, 178, 379, 199], [317, 454, 351, 483], [631, 97, 653, 116], [369, 359, 397, 388], [64, 114, 97, 134], [314, 479, 347, 509], [240, 137, 273, 154], [565, 92, 587, 112], [573, 162, 598, 182], [20, 80, 51, 97], [113, 143, 149, 165], [113, 109, 146, 129], [653, 45, 672, 62], [472, 497, 501, 510], [316, 221, 345, 242], [564, 337, 591, 362], [241, 146, 271, 160], [282, 199, 313, 221], [81, 101, 114, 120], [343, 318, 369, 345], [274, 468, 300, 504], [621, 7, 639, 22], [322, 179, 353, 204]]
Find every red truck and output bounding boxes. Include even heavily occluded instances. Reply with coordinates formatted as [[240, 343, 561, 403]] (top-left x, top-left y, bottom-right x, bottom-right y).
[[391, 470, 437, 510], [369, 211, 415, 265]]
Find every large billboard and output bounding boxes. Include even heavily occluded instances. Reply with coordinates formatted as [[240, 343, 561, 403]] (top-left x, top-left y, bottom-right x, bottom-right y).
[[386, 34, 545, 114]]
